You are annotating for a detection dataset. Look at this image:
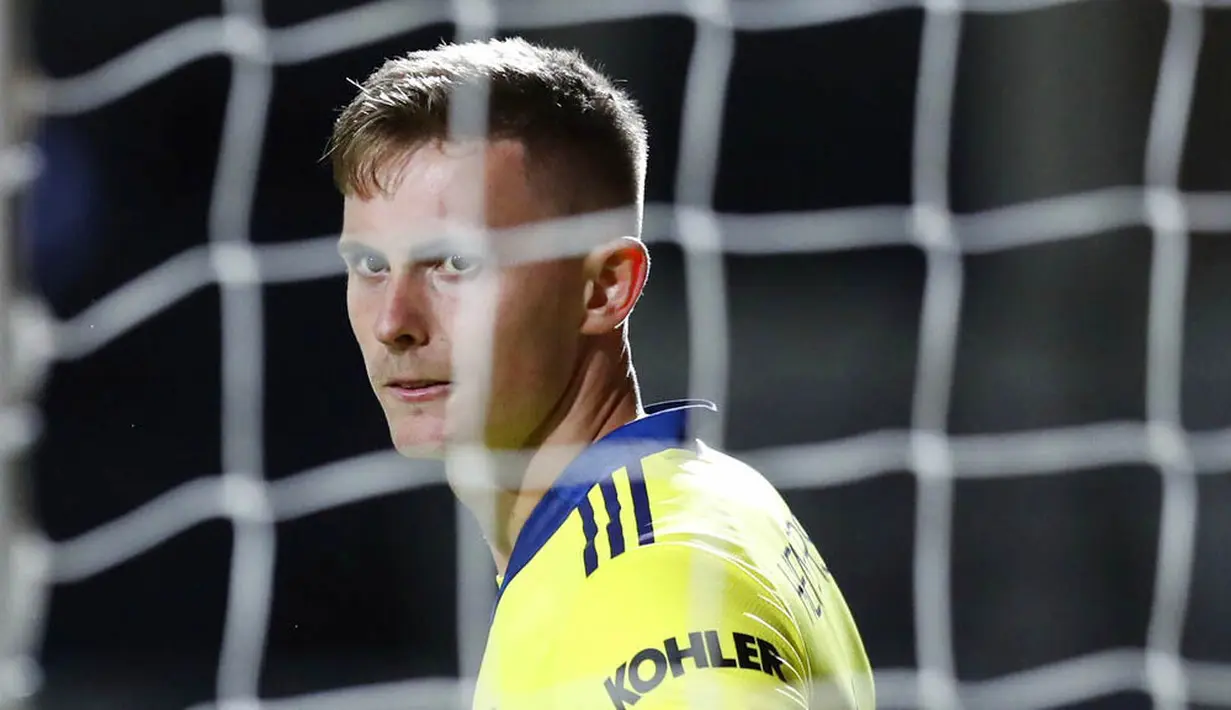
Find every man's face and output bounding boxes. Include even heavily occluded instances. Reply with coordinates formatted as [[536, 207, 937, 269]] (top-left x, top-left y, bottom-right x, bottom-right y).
[[341, 139, 588, 457]]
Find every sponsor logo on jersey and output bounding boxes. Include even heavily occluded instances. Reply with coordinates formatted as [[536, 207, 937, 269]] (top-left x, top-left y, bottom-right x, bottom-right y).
[[604, 629, 787, 709]]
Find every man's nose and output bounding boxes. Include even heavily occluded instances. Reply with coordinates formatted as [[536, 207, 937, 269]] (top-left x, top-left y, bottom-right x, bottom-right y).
[[373, 271, 431, 349]]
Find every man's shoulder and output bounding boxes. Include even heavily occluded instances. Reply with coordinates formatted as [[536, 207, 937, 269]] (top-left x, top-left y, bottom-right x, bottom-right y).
[[497, 442, 786, 606], [642, 443, 793, 545], [539, 440, 791, 581], [641, 440, 782, 503]]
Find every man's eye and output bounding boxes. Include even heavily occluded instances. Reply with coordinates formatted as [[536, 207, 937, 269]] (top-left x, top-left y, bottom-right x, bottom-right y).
[[355, 254, 388, 276], [439, 254, 482, 276]]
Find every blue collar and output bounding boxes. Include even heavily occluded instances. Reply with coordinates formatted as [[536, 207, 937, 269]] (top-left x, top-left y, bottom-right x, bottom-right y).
[[494, 399, 716, 610]]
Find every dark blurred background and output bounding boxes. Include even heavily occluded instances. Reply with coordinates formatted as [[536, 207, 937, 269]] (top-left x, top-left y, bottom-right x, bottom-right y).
[[12, 1, 1231, 709]]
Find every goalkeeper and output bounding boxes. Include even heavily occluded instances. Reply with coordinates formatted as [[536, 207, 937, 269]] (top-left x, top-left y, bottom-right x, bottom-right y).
[[327, 37, 874, 709]]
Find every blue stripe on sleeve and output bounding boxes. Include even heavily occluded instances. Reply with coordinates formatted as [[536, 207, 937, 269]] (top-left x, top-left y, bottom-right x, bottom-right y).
[[627, 458, 655, 546], [577, 494, 599, 576], [599, 476, 625, 560]]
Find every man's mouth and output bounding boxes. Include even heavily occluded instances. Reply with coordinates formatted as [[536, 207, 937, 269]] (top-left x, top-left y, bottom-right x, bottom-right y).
[[385, 380, 451, 403]]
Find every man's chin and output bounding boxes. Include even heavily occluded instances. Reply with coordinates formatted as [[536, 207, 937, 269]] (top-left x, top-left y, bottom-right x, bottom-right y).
[[393, 440, 447, 460], [388, 420, 448, 460], [385, 411, 507, 461], [388, 425, 494, 460]]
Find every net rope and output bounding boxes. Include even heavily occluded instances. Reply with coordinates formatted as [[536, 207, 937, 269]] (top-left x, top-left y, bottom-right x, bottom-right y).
[[2, 0, 1231, 708]]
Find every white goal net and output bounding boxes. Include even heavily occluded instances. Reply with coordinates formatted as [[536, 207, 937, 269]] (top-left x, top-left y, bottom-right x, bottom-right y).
[[4, 0, 1231, 709]]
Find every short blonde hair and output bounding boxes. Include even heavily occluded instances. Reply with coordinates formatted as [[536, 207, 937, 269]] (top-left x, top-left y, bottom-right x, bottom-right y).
[[327, 37, 648, 230]]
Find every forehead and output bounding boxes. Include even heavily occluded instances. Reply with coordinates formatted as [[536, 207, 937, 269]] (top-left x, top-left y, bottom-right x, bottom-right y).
[[341, 139, 554, 247]]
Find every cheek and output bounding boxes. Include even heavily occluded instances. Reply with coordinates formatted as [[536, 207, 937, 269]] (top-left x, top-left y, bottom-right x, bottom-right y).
[[488, 269, 581, 382], [346, 283, 365, 336], [346, 281, 380, 359], [345, 282, 360, 328]]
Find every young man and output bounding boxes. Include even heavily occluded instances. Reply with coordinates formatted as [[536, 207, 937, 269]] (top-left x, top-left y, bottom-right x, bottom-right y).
[[328, 37, 874, 709]]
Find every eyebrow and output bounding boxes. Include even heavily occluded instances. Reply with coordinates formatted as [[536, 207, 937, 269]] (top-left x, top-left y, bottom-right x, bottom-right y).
[[336, 236, 480, 264], [337, 240, 383, 263]]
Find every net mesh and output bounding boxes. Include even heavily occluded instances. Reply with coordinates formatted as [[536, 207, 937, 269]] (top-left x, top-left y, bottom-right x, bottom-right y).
[[4, 0, 1231, 708]]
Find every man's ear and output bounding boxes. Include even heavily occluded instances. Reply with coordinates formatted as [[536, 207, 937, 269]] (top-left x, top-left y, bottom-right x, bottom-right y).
[[580, 237, 650, 335]]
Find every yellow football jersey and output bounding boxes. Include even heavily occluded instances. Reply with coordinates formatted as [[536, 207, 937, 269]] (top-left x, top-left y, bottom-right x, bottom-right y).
[[472, 401, 874, 710]]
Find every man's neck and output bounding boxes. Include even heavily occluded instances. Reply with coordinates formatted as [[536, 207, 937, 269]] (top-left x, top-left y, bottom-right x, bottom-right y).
[[492, 383, 639, 574], [457, 344, 642, 577]]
